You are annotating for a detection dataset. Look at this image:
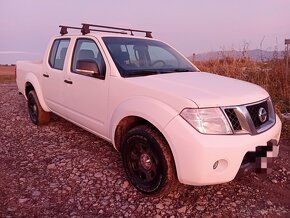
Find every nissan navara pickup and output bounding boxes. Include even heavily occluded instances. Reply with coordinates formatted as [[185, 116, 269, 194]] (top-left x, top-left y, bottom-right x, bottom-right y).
[[16, 24, 282, 195]]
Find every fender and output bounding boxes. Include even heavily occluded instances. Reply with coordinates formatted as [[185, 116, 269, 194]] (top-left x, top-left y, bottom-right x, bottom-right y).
[[25, 72, 50, 112], [109, 96, 179, 148]]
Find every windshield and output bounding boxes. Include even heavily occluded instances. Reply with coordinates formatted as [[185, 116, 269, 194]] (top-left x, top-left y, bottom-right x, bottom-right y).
[[103, 37, 198, 77]]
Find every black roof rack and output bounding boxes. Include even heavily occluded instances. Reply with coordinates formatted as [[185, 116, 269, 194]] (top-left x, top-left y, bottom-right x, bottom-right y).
[[81, 23, 153, 38], [59, 24, 153, 38]]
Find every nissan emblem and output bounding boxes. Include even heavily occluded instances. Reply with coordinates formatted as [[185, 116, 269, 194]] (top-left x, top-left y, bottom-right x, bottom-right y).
[[258, 107, 268, 123]]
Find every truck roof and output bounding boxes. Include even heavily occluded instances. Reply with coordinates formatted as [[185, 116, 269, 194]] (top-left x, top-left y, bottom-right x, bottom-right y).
[[57, 32, 152, 40]]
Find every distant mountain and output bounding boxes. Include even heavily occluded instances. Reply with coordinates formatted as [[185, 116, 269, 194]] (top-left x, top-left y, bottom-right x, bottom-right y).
[[191, 49, 284, 62]]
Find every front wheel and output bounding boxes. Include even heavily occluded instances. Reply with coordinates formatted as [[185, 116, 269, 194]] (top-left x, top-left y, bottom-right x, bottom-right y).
[[121, 125, 177, 195], [27, 90, 50, 125]]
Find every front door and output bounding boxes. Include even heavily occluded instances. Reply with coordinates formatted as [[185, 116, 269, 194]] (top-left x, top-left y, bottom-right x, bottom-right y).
[[62, 37, 109, 137]]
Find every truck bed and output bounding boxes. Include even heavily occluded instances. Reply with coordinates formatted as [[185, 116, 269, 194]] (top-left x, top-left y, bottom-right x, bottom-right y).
[[16, 60, 43, 96]]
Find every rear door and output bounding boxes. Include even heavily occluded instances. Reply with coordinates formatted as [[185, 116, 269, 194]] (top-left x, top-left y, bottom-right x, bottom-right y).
[[62, 37, 110, 137], [43, 38, 70, 115]]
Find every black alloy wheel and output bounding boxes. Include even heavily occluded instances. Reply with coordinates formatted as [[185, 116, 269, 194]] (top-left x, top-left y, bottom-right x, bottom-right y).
[[121, 125, 176, 195], [27, 90, 50, 125], [28, 92, 38, 124]]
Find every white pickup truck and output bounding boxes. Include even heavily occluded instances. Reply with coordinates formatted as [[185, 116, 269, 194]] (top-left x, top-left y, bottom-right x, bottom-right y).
[[17, 24, 282, 195]]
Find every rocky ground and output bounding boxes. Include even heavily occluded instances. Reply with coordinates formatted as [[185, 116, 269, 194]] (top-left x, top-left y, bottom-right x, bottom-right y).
[[0, 83, 289, 217]]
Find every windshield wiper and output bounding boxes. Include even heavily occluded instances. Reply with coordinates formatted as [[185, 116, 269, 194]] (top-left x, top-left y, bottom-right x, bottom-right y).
[[173, 68, 191, 72], [124, 68, 193, 77], [125, 70, 161, 77]]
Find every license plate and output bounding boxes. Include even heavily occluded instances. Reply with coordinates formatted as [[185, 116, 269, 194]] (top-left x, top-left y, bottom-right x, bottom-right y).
[[255, 139, 279, 173]]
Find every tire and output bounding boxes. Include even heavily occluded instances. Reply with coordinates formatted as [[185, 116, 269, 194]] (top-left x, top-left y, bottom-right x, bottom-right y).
[[121, 125, 177, 195], [27, 90, 50, 125]]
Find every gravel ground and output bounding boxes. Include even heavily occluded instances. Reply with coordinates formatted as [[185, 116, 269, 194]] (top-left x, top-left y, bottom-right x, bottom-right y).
[[0, 83, 289, 217]]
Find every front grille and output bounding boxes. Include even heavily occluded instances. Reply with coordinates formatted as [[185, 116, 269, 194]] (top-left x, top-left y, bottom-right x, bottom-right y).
[[246, 101, 269, 128], [222, 98, 275, 135], [224, 109, 242, 130]]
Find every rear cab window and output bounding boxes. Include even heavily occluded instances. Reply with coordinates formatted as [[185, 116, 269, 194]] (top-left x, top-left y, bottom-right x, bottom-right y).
[[49, 39, 70, 70]]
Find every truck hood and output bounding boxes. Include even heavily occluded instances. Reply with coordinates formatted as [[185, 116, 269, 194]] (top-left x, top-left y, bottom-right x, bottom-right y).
[[128, 72, 269, 108]]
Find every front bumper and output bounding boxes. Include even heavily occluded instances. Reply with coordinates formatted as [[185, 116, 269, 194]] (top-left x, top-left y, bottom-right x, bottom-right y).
[[164, 115, 282, 186]]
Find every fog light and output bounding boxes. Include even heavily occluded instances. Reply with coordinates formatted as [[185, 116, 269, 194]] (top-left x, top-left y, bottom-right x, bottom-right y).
[[212, 159, 228, 172], [213, 161, 219, 169]]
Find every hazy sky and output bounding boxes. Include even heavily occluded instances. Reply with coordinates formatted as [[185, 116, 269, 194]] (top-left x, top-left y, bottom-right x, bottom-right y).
[[0, 0, 289, 63]]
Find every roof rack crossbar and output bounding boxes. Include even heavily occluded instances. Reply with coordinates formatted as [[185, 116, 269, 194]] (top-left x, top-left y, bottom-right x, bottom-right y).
[[59, 25, 82, 36], [81, 23, 153, 38], [88, 28, 127, 35]]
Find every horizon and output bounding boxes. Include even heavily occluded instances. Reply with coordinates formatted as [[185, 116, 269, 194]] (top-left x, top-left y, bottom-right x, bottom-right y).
[[0, 0, 289, 64]]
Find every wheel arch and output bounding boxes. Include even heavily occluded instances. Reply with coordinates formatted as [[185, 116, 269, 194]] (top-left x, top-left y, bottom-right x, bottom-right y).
[[114, 115, 152, 152], [110, 97, 178, 152], [24, 73, 50, 112]]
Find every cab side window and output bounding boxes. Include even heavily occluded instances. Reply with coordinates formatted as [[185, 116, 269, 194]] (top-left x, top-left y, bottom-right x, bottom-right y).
[[71, 38, 106, 79], [49, 39, 70, 70]]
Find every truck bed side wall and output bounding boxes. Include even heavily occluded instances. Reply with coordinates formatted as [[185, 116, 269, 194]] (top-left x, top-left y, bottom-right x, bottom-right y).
[[16, 60, 50, 112]]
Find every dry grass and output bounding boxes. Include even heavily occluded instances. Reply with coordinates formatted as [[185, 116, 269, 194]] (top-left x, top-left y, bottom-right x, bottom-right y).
[[194, 56, 290, 138], [0, 65, 16, 83]]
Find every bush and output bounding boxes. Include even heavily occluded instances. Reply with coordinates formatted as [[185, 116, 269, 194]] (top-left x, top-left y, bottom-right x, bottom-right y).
[[194, 56, 290, 139]]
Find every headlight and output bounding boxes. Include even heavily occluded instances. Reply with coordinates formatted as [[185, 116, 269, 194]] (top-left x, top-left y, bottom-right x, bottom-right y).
[[180, 108, 233, 134]]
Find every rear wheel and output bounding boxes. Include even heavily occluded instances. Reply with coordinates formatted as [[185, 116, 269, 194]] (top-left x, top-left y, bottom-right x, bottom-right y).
[[121, 125, 176, 195], [27, 90, 50, 125]]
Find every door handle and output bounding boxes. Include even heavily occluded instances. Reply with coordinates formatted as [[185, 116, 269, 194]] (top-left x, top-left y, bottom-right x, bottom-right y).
[[43, 74, 49, 78], [64, 79, 73, 84]]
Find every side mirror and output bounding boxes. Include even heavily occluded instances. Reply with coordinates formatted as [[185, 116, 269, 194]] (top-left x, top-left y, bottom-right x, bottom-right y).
[[76, 60, 103, 79]]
